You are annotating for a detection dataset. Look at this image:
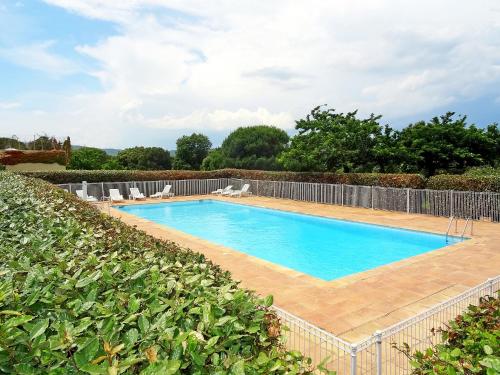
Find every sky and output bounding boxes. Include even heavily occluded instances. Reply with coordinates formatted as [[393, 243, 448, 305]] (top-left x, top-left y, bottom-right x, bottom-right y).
[[0, 0, 499, 149]]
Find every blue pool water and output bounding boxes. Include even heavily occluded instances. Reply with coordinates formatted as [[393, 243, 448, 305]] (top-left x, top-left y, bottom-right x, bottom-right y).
[[117, 200, 461, 281]]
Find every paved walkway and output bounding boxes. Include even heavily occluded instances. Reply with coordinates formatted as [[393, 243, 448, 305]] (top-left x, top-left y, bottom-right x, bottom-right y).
[[103, 195, 500, 342]]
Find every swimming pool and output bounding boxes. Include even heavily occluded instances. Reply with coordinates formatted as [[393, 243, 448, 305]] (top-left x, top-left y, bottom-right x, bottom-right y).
[[117, 200, 461, 281]]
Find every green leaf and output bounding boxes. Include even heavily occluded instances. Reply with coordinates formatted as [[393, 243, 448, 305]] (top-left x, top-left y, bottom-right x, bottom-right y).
[[230, 360, 245, 375], [124, 328, 139, 348], [256, 352, 269, 365], [3, 315, 33, 329], [450, 348, 461, 358], [263, 295, 273, 307], [140, 359, 181, 375], [29, 319, 49, 340], [138, 315, 150, 334], [205, 336, 219, 348], [74, 337, 100, 368], [484, 345, 493, 355]]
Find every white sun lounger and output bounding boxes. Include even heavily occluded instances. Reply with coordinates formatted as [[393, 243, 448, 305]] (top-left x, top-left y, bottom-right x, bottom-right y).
[[230, 183, 252, 197], [109, 189, 125, 202], [150, 185, 174, 199], [211, 185, 233, 195], [76, 189, 98, 202], [129, 187, 146, 200]]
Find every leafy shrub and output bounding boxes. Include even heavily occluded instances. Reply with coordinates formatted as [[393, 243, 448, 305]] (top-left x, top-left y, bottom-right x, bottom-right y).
[[427, 175, 500, 192], [398, 294, 499, 374], [0, 173, 312, 374], [19, 169, 426, 188], [226, 169, 426, 189], [465, 167, 500, 177], [18, 169, 230, 184], [0, 149, 66, 166]]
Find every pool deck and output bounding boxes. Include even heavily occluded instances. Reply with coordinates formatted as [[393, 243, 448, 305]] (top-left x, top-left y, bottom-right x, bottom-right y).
[[103, 195, 500, 342]]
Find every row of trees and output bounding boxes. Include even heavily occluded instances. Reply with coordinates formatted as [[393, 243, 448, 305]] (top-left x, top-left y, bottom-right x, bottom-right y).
[[67, 106, 500, 176], [279, 107, 499, 175]]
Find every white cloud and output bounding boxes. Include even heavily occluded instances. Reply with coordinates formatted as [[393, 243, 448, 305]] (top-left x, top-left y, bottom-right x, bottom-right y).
[[3, 0, 500, 147], [0, 102, 21, 109], [138, 107, 294, 131], [0, 41, 77, 75]]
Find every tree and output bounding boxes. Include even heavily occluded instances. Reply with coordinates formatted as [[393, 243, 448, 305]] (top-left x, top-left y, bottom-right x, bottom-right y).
[[173, 133, 211, 170], [27, 135, 61, 150], [279, 106, 388, 172], [62, 137, 72, 164], [201, 148, 226, 171], [485, 123, 500, 167], [116, 147, 171, 170], [399, 113, 496, 175], [67, 147, 109, 170], [202, 125, 289, 170], [0, 137, 26, 150]]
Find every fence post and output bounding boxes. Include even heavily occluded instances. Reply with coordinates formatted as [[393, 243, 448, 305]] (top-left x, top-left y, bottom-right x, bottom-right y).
[[273, 181, 276, 198], [406, 188, 410, 214], [68, 183, 73, 193], [375, 330, 382, 375], [341, 184, 344, 206], [371, 185, 374, 209], [488, 278, 494, 296], [256, 180, 259, 196], [82, 181, 88, 200], [350, 343, 357, 375], [101, 182, 105, 201], [450, 190, 454, 217]]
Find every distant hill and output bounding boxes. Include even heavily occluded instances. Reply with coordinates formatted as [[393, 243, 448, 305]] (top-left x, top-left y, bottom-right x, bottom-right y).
[[72, 145, 122, 156]]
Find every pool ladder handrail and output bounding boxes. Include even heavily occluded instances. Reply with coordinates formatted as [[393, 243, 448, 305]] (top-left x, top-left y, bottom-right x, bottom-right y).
[[446, 216, 473, 242], [461, 217, 473, 239]]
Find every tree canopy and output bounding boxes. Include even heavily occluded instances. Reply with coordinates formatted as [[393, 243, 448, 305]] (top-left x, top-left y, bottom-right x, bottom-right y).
[[67, 147, 109, 170], [279, 106, 391, 172], [173, 133, 211, 170], [203, 125, 289, 170], [399, 113, 498, 175], [116, 146, 171, 170], [279, 106, 499, 175]]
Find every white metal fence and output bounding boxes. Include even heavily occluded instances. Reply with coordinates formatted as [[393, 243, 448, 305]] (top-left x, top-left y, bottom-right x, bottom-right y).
[[273, 276, 500, 374], [229, 178, 500, 222], [58, 177, 500, 221], [58, 178, 229, 200]]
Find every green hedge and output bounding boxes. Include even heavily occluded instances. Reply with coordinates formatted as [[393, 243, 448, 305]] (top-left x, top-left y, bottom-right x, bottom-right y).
[[427, 175, 500, 192], [0, 173, 312, 374], [224, 169, 426, 188], [20, 168, 427, 189], [402, 293, 499, 374], [20, 169, 500, 191], [18, 170, 230, 184]]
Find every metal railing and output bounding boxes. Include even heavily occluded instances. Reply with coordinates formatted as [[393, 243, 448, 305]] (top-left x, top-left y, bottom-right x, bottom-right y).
[[58, 177, 500, 221], [58, 178, 229, 200], [273, 275, 500, 374], [229, 178, 500, 222]]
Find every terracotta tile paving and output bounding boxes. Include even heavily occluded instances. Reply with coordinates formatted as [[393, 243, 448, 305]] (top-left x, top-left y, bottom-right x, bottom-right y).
[[100, 195, 500, 341]]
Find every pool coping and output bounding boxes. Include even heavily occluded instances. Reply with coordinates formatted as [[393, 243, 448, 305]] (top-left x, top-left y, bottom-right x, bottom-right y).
[[103, 195, 500, 341]]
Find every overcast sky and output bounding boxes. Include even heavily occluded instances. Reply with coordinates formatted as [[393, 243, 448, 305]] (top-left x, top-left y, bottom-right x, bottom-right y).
[[1, 0, 499, 148]]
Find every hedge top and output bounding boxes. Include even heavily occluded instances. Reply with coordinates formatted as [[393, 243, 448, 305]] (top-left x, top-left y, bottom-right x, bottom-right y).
[[19, 168, 427, 188], [15, 168, 500, 191]]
